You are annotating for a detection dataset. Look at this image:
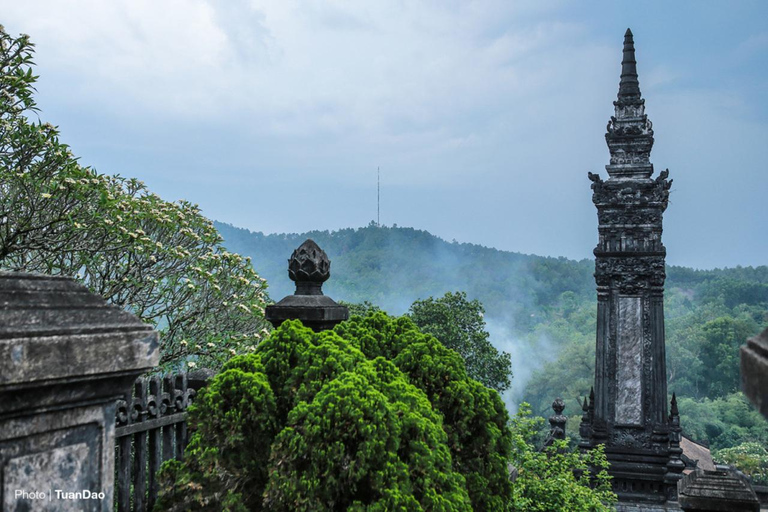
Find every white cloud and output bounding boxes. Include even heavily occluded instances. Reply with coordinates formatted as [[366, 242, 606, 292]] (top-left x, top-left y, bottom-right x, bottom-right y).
[[2, 1, 766, 267], [3, 2, 595, 141]]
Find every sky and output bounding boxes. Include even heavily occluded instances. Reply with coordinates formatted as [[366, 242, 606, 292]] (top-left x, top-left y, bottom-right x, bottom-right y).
[[2, 1, 767, 269]]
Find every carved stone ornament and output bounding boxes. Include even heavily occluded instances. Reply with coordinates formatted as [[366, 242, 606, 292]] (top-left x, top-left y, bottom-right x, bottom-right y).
[[288, 239, 330, 289], [265, 239, 349, 331]]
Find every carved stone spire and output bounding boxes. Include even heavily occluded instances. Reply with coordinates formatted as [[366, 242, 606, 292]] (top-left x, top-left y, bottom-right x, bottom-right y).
[[582, 29, 677, 505], [618, 29, 641, 100], [605, 28, 654, 180], [544, 398, 567, 450]]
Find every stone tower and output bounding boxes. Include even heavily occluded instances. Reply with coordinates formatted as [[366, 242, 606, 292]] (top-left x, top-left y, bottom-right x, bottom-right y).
[[580, 29, 684, 505]]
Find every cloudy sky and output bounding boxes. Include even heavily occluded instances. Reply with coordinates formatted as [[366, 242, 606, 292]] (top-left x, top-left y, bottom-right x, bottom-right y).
[[3, 1, 766, 269]]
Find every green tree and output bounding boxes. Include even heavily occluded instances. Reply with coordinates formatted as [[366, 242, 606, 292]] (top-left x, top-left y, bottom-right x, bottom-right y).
[[157, 315, 510, 511], [339, 300, 382, 317], [678, 393, 768, 451], [699, 316, 759, 397], [408, 291, 513, 393], [713, 442, 768, 486], [0, 26, 269, 368], [508, 403, 616, 512]]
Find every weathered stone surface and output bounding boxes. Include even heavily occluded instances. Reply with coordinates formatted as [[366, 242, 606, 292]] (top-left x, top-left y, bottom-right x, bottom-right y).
[[677, 469, 760, 512], [741, 327, 768, 419], [0, 272, 158, 511], [265, 239, 349, 331], [617, 296, 644, 425], [615, 503, 681, 512]]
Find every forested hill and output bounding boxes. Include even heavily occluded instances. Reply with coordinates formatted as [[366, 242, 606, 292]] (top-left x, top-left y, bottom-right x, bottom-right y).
[[218, 221, 768, 460], [215, 221, 768, 326], [215, 221, 596, 326]]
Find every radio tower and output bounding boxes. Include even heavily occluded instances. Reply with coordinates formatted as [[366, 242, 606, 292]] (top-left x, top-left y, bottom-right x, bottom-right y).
[[377, 166, 380, 227]]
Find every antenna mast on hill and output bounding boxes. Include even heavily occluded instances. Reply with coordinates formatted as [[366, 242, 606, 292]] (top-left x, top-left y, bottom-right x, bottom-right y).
[[377, 166, 380, 227]]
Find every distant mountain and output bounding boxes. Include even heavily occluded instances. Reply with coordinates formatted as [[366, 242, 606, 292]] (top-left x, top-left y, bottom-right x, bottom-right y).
[[216, 221, 768, 443], [215, 221, 597, 328], [216, 221, 768, 326]]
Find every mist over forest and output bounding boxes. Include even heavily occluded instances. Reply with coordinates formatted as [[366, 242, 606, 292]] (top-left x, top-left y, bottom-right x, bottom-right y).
[[217, 221, 768, 459]]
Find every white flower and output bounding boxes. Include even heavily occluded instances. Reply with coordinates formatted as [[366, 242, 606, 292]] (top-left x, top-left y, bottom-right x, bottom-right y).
[[41, 193, 52, 198], [188, 361, 197, 368]]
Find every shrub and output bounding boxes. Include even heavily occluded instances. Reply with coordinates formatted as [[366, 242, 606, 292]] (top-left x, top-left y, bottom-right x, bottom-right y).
[[156, 314, 511, 511]]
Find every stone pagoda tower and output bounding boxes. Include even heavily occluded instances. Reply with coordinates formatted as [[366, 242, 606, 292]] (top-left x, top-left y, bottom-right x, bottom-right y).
[[580, 29, 684, 505]]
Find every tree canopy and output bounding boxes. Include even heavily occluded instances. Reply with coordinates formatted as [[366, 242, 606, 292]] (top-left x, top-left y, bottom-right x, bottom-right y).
[[157, 314, 513, 511], [508, 404, 616, 512], [408, 291, 512, 393], [0, 26, 269, 368]]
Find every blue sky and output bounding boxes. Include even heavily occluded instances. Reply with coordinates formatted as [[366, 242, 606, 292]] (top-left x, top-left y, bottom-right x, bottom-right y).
[[3, 1, 767, 269]]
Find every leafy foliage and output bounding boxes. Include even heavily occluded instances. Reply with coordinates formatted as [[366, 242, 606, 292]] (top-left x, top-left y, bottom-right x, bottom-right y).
[[0, 27, 269, 368], [216, 222, 768, 473], [508, 404, 616, 512], [713, 442, 768, 486], [157, 315, 513, 511], [408, 291, 512, 393], [678, 393, 768, 451]]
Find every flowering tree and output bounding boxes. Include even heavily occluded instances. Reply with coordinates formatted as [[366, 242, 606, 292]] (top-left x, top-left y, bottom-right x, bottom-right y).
[[0, 26, 269, 368], [714, 442, 768, 486]]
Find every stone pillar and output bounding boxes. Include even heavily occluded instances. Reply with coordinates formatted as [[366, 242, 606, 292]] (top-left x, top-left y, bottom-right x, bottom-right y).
[[0, 272, 158, 511], [581, 29, 678, 505], [741, 327, 768, 419], [265, 239, 349, 331], [543, 398, 567, 450]]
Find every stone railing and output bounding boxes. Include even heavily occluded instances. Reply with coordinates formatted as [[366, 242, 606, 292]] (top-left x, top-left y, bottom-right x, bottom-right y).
[[114, 371, 211, 512]]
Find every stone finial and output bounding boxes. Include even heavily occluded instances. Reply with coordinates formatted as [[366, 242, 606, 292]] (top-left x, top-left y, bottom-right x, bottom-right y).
[[667, 392, 686, 488], [544, 397, 567, 450], [619, 28, 641, 100], [579, 394, 593, 450], [670, 392, 679, 419], [265, 239, 349, 332], [288, 239, 330, 295], [604, 28, 655, 179]]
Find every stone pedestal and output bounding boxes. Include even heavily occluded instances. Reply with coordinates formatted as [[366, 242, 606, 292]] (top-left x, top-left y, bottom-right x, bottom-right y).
[[265, 239, 348, 331], [678, 469, 760, 512], [0, 272, 158, 511]]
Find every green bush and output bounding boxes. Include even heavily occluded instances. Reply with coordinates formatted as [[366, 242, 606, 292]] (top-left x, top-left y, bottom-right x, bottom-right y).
[[156, 313, 511, 511], [508, 404, 616, 512]]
